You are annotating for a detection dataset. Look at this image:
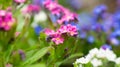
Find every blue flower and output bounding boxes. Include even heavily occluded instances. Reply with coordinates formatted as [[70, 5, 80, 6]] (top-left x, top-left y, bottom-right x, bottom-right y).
[[91, 23, 104, 32], [34, 25, 43, 35], [49, 14, 57, 23], [79, 32, 86, 39], [87, 36, 94, 43], [109, 37, 119, 46], [70, 22, 80, 30], [93, 4, 107, 16], [93, 4, 107, 20], [110, 30, 120, 37], [113, 13, 120, 30], [101, 44, 112, 50]]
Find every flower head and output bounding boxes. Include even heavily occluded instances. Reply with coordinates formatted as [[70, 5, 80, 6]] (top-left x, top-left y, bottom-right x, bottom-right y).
[[0, 10, 15, 31], [44, 28, 55, 36], [101, 44, 112, 50], [51, 33, 64, 45], [91, 58, 102, 67], [15, 32, 20, 37], [44, 1, 59, 11], [6, 63, 13, 67], [34, 25, 43, 35], [21, 4, 40, 15], [57, 12, 77, 24], [74, 48, 118, 67], [43, 0, 78, 24], [76, 57, 89, 64], [14, 0, 26, 3], [57, 24, 78, 36], [57, 25, 68, 34], [67, 24, 78, 36], [87, 36, 95, 43], [93, 4, 107, 16]]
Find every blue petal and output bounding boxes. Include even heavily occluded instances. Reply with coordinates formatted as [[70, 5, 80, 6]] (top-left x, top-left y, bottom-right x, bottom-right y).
[[34, 25, 43, 35]]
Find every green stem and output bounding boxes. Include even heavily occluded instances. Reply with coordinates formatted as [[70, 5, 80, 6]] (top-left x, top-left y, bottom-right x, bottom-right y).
[[0, 54, 5, 67], [71, 38, 79, 54], [4, 45, 14, 64]]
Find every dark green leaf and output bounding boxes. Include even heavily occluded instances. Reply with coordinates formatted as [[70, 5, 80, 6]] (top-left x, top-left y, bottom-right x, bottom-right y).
[[20, 46, 52, 66]]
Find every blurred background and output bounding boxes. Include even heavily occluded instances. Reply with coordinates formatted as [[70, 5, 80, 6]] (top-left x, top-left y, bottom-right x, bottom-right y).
[[57, 0, 118, 13]]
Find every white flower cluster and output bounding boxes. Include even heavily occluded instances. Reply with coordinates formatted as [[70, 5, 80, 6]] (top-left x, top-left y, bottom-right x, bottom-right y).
[[74, 48, 120, 67]]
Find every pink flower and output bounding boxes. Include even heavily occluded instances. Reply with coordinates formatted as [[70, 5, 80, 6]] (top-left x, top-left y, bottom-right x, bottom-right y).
[[0, 10, 6, 16], [6, 63, 12, 67], [51, 34, 64, 45], [43, 0, 78, 24], [57, 13, 77, 24], [51, 8, 61, 15], [43, 24, 78, 45], [44, 28, 55, 36], [44, 28, 64, 45], [67, 24, 78, 36], [4, 12, 12, 22], [14, 0, 26, 3], [63, 14, 75, 21], [0, 10, 15, 31], [6, 7, 12, 11], [28, 4, 40, 12], [43, 0, 63, 16], [55, 6, 77, 24], [44, 1, 59, 11], [57, 25, 68, 34], [57, 24, 78, 36], [15, 32, 21, 37], [21, 4, 40, 14]]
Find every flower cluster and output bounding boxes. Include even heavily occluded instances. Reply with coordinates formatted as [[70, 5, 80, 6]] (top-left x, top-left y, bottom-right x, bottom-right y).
[[14, 0, 26, 3], [21, 4, 40, 15], [0, 10, 15, 31], [43, 0, 78, 24], [74, 48, 120, 67], [77, 4, 120, 47], [44, 24, 78, 45]]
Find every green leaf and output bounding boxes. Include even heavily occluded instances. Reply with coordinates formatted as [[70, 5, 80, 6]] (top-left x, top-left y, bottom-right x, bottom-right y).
[[4, 45, 14, 64], [62, 53, 83, 64], [55, 53, 83, 66], [26, 63, 46, 67], [46, 46, 55, 66], [116, 64, 120, 67], [39, 33, 46, 40], [85, 62, 93, 67], [20, 46, 52, 66], [0, 56, 5, 67], [39, 32, 49, 47], [73, 63, 79, 67]]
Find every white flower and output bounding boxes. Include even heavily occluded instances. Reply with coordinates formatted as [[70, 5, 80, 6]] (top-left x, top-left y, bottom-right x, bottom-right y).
[[76, 57, 89, 64], [34, 11, 47, 22], [89, 48, 99, 57], [105, 49, 116, 61], [115, 57, 120, 64], [96, 48, 116, 61], [91, 58, 102, 67], [96, 48, 106, 58], [85, 54, 94, 61], [74, 48, 119, 67]]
